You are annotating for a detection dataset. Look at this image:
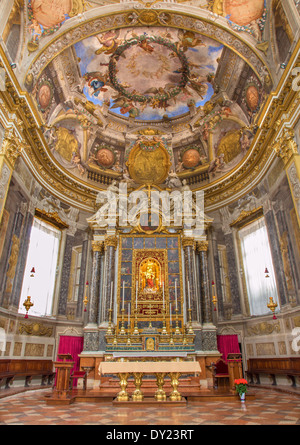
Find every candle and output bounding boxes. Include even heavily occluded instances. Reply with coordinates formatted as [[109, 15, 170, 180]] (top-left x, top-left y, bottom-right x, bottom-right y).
[[175, 279, 177, 310], [110, 281, 113, 310], [122, 281, 125, 310], [163, 282, 165, 309], [170, 302, 172, 327], [128, 303, 130, 328], [136, 281, 138, 310]]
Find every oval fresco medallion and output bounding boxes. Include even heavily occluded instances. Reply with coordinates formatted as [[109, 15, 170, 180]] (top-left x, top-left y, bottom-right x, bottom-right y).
[[182, 148, 201, 169]]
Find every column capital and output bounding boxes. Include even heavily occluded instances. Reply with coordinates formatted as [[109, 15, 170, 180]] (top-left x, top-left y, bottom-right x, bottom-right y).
[[104, 235, 118, 250], [182, 236, 195, 249], [92, 240, 105, 253], [272, 128, 298, 166], [196, 240, 209, 252]]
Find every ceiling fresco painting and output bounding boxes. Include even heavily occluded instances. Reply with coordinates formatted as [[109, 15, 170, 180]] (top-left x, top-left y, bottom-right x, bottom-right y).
[[21, 0, 278, 199], [75, 28, 222, 121]]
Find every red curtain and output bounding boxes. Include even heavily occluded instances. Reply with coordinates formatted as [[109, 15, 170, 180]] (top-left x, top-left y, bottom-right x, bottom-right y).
[[217, 335, 240, 362], [56, 335, 84, 387]]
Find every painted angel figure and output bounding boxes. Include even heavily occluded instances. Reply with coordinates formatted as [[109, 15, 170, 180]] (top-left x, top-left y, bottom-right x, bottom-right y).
[[83, 72, 109, 97], [95, 30, 121, 55]]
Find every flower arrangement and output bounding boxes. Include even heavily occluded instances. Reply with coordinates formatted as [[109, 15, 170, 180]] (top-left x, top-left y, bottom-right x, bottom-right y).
[[234, 378, 248, 396]]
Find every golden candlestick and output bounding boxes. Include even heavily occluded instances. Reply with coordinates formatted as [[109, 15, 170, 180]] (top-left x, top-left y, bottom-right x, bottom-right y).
[[107, 308, 113, 335], [161, 307, 168, 335], [175, 309, 181, 335], [133, 308, 139, 335], [187, 308, 194, 335], [120, 308, 126, 335]]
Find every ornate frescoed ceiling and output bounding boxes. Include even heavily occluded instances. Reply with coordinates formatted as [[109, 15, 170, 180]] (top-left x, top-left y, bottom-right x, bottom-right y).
[[3, 0, 299, 212]]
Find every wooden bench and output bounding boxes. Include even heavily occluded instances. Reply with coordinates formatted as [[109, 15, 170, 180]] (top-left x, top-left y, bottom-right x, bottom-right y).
[[0, 359, 55, 389], [0, 359, 14, 389], [247, 358, 300, 387]]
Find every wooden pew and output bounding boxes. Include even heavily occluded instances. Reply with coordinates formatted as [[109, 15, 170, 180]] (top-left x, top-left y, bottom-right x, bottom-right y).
[[247, 358, 300, 387], [0, 359, 55, 389]]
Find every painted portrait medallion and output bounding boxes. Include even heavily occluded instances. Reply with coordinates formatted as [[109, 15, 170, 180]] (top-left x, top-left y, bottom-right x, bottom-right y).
[[37, 81, 52, 111], [245, 85, 260, 111], [182, 148, 201, 169], [96, 148, 115, 168]]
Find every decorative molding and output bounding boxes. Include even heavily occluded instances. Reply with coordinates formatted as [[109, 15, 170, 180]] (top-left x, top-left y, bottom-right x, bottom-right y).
[[35, 208, 69, 229], [229, 206, 263, 229]]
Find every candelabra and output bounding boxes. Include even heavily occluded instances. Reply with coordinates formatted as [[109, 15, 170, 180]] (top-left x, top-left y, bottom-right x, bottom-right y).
[[107, 308, 113, 335], [175, 309, 181, 335], [187, 308, 194, 335], [120, 308, 126, 335], [161, 307, 168, 335], [133, 308, 139, 335]]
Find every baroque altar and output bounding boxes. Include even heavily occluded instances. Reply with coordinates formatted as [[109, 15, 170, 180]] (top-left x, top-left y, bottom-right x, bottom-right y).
[[79, 136, 221, 389]]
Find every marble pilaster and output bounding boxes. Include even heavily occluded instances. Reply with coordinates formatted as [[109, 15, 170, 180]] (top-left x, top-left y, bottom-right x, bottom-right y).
[[1, 208, 24, 308], [224, 231, 242, 315], [264, 209, 288, 306], [76, 239, 89, 317], [11, 210, 34, 308], [57, 233, 75, 316]]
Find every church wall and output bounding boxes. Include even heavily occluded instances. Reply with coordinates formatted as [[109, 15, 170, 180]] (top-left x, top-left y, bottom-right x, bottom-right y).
[[0, 161, 91, 364], [211, 161, 300, 382]]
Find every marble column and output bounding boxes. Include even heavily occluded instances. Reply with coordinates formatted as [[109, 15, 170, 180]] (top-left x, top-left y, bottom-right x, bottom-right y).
[[88, 240, 104, 325], [182, 237, 197, 322], [196, 240, 212, 325], [102, 235, 118, 324]]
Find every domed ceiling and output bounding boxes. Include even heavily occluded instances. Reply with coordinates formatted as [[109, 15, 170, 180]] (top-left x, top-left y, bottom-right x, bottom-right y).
[[21, 0, 273, 208]]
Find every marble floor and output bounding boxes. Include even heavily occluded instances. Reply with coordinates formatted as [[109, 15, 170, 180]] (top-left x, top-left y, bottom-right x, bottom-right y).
[[0, 387, 299, 426]]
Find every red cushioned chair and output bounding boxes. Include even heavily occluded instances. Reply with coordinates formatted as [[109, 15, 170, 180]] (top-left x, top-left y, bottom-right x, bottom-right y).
[[69, 370, 88, 390], [212, 359, 230, 389]]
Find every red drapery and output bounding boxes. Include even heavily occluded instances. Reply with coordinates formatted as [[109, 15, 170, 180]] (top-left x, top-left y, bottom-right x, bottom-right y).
[[217, 335, 240, 362], [56, 335, 84, 387]]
